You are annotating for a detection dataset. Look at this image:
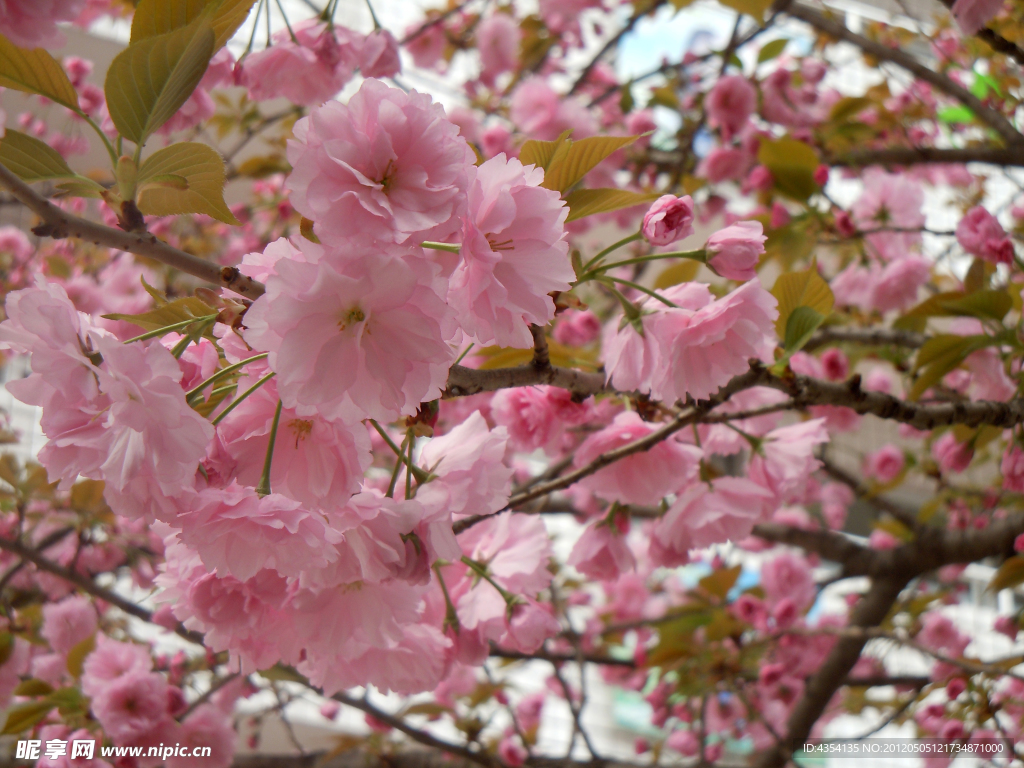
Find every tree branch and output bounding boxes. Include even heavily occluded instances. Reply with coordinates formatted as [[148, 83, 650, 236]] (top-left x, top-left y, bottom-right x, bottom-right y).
[[785, 3, 1024, 147], [804, 327, 926, 351], [0, 163, 265, 301], [830, 145, 1024, 167]]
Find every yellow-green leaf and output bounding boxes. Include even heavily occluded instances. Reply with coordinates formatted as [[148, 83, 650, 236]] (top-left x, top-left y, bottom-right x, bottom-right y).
[[757, 38, 787, 63], [66, 635, 95, 679], [938, 290, 1012, 322], [104, 17, 216, 145], [654, 259, 700, 289], [0, 36, 79, 111], [0, 633, 13, 667], [909, 334, 987, 401], [13, 679, 53, 697], [564, 188, 659, 222], [770, 261, 834, 339], [132, 0, 257, 50], [1, 700, 54, 734], [783, 305, 825, 352], [716, 0, 773, 22], [989, 555, 1024, 592], [828, 97, 873, 124], [519, 130, 573, 171], [137, 142, 238, 224], [103, 295, 216, 332], [699, 565, 742, 600], [757, 137, 820, 200], [542, 135, 640, 194], [0, 130, 76, 182]]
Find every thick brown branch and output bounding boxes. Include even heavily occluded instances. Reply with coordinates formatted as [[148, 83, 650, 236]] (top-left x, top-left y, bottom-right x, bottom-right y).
[[785, 4, 1023, 147], [0, 163, 265, 301], [0, 535, 204, 646], [831, 145, 1024, 167]]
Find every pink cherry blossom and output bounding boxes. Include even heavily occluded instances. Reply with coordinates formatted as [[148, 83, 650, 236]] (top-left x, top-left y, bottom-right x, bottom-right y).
[[42, 596, 97, 655], [567, 521, 636, 580], [509, 78, 597, 140], [642, 195, 695, 246], [286, 79, 475, 245], [490, 385, 569, 454], [863, 444, 905, 484], [175, 482, 340, 582], [415, 411, 512, 520], [706, 220, 766, 281], [1002, 445, 1024, 491], [706, 75, 757, 136], [951, 0, 1005, 34], [697, 147, 753, 183], [242, 21, 360, 106], [553, 309, 601, 346], [91, 671, 172, 743], [650, 478, 774, 566], [761, 553, 816, 611], [870, 256, 931, 313], [932, 432, 974, 473], [360, 30, 401, 78], [167, 704, 235, 768], [820, 348, 849, 381], [0, 0, 85, 49], [82, 637, 153, 698], [956, 206, 1014, 264], [477, 14, 521, 84], [449, 153, 572, 347], [748, 418, 829, 504], [572, 411, 702, 505], [243, 244, 456, 422]]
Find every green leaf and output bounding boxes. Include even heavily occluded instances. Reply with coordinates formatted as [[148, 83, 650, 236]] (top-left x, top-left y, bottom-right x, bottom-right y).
[[757, 137, 820, 200], [770, 260, 834, 339], [137, 142, 238, 224], [909, 334, 989, 401], [103, 295, 216, 332], [757, 38, 787, 63], [564, 188, 659, 222], [132, 0, 257, 50], [54, 179, 106, 199], [653, 259, 700, 289], [716, 0, 773, 22], [13, 679, 53, 697], [895, 290, 1013, 330], [937, 105, 974, 124], [541, 135, 640, 194], [699, 565, 742, 599], [1, 700, 54, 734], [988, 555, 1024, 592], [66, 635, 95, 679], [258, 664, 310, 684], [0, 633, 13, 667], [0, 130, 76, 182], [104, 17, 216, 145], [783, 305, 825, 353], [828, 96, 873, 124], [519, 130, 573, 172], [0, 36, 79, 111]]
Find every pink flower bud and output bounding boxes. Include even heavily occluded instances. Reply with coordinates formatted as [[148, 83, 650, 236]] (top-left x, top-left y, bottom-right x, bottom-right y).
[[705, 220, 766, 282], [642, 195, 695, 246], [945, 677, 967, 699], [994, 615, 1018, 639], [1014, 532, 1024, 552], [813, 164, 830, 186]]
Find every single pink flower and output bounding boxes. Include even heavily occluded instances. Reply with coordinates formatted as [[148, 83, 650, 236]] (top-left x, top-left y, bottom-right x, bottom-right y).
[[573, 411, 702, 506], [705, 220, 766, 281], [450, 154, 571, 348], [82, 637, 153, 698], [956, 206, 1014, 264], [864, 444, 905, 484], [509, 78, 597, 140], [242, 21, 360, 106], [870, 256, 930, 313], [41, 596, 97, 655], [917, 613, 970, 656], [697, 147, 753, 183], [0, 0, 85, 48], [1002, 445, 1024, 491], [553, 309, 601, 346], [706, 75, 757, 136], [642, 195, 695, 246], [359, 29, 401, 78], [820, 348, 849, 381], [286, 79, 475, 245], [91, 671, 172, 743], [932, 432, 974, 473], [761, 553, 816, 610], [477, 14, 520, 84], [567, 521, 636, 580], [748, 418, 829, 504], [951, 0, 1005, 34], [490, 385, 570, 454], [243, 243, 456, 423], [167, 704, 235, 768]]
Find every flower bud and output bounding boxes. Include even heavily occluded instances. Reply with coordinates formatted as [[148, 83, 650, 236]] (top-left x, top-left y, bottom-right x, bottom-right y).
[[705, 220, 766, 281], [641, 194, 695, 246]]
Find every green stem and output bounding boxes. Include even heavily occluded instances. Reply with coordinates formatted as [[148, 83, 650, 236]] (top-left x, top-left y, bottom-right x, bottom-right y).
[[453, 343, 475, 366], [170, 335, 194, 359], [386, 432, 411, 498], [583, 231, 643, 271], [185, 353, 268, 403], [369, 420, 430, 482], [123, 314, 218, 345], [434, 563, 460, 630], [588, 248, 706, 275], [421, 241, 461, 253], [461, 556, 516, 604], [255, 399, 283, 497], [363, 0, 383, 30], [405, 433, 415, 500], [212, 372, 276, 426], [599, 275, 678, 308], [80, 113, 119, 169]]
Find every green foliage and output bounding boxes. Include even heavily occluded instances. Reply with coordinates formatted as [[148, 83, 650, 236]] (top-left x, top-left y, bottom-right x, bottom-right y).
[[136, 142, 238, 224], [770, 260, 834, 340], [757, 137, 820, 200], [909, 334, 992, 401], [989, 555, 1024, 592], [0, 36, 79, 110], [104, 17, 216, 145], [757, 38, 788, 63], [0, 130, 76, 182], [716, 0, 774, 22], [540, 135, 640, 193], [103, 294, 217, 333], [132, 0, 257, 50], [564, 188, 659, 222]]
